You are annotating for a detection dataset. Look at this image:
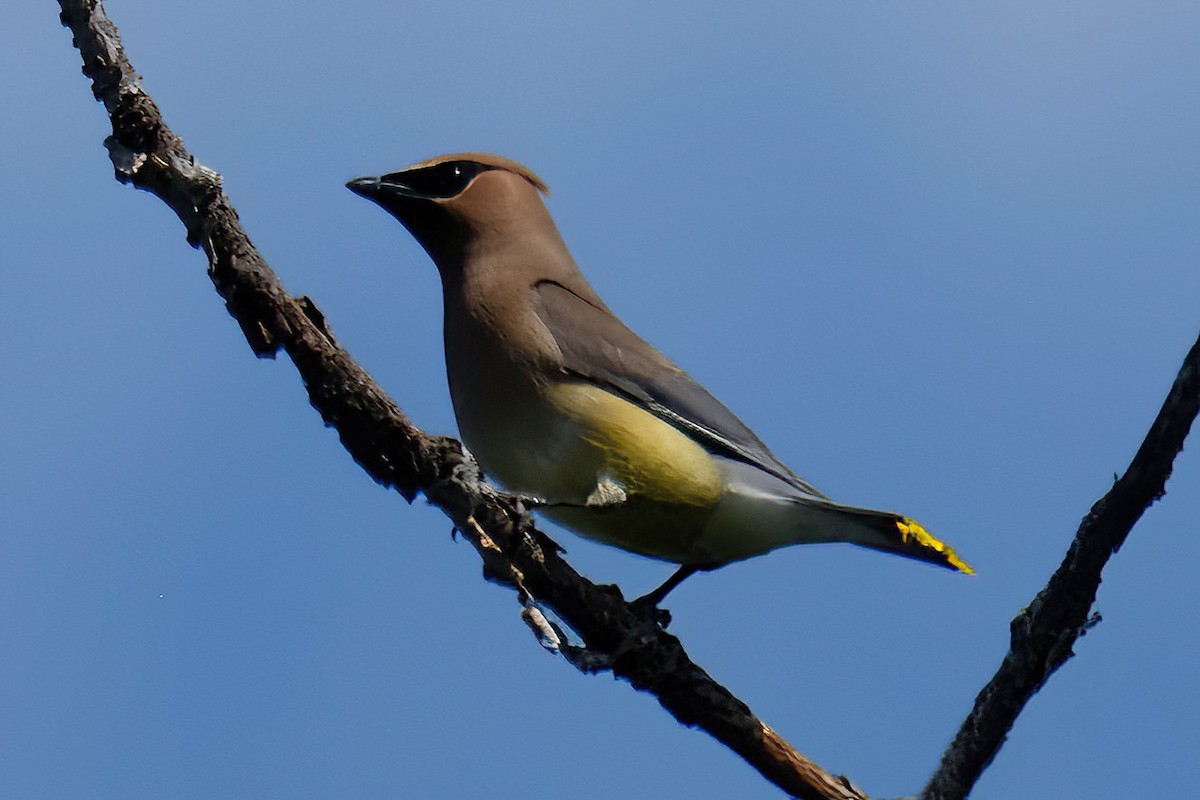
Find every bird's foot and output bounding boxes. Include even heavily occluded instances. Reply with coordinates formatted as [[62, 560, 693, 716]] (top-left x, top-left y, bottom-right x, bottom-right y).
[[628, 593, 673, 629], [506, 492, 546, 534], [510, 493, 547, 515], [500, 494, 566, 558]]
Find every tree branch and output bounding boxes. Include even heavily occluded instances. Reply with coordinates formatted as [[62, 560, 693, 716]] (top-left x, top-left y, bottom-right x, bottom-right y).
[[921, 333, 1200, 800], [56, 2, 864, 798]]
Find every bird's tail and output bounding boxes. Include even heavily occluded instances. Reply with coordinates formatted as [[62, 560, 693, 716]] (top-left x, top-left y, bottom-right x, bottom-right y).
[[809, 500, 974, 574]]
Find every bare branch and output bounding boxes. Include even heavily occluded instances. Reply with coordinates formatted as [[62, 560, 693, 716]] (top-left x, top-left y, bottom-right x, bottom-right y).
[[921, 333, 1200, 800], [56, 1, 864, 797]]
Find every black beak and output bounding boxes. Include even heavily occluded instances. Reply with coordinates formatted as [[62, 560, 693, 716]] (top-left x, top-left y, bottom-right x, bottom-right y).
[[346, 176, 384, 198], [346, 175, 432, 205]]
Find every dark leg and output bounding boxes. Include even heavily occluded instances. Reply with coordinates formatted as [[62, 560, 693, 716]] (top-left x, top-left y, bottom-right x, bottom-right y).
[[633, 564, 701, 609]]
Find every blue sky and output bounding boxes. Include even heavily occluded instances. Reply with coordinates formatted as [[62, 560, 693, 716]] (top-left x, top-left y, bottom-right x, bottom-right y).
[[4, 2, 1198, 797]]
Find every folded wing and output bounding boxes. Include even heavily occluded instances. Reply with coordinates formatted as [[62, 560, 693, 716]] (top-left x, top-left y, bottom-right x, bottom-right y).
[[533, 279, 826, 500]]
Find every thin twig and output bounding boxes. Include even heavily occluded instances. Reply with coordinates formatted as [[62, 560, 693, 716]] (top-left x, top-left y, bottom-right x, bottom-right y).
[[921, 334, 1200, 800]]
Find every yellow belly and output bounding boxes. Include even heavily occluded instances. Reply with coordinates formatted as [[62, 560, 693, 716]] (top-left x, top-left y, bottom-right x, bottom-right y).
[[541, 383, 724, 561], [461, 380, 725, 562], [545, 382, 722, 507]]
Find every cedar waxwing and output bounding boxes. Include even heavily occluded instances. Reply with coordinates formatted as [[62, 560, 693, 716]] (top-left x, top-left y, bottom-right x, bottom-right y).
[[347, 153, 971, 605]]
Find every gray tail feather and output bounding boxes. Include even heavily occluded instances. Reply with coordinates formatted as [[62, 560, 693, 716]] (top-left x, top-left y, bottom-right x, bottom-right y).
[[801, 500, 973, 574]]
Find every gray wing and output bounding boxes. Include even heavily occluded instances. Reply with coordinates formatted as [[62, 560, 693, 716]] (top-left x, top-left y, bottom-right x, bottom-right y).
[[534, 280, 826, 499]]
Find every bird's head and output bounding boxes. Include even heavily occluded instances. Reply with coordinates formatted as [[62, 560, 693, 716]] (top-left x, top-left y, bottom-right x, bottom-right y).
[[347, 153, 551, 274]]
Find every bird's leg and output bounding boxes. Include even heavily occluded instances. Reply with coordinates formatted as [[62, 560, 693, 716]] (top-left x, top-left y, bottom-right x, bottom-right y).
[[510, 493, 548, 512], [632, 564, 700, 609], [513, 491, 549, 510]]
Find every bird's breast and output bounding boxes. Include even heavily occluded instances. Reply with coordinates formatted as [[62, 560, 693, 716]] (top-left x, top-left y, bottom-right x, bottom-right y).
[[442, 290, 728, 562], [452, 372, 724, 502], [451, 371, 596, 502]]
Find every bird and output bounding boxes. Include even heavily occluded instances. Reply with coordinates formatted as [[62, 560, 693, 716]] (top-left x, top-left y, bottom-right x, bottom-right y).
[[346, 152, 972, 606]]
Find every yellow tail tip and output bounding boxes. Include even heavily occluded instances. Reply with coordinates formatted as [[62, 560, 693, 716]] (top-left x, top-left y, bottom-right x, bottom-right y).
[[896, 518, 974, 575]]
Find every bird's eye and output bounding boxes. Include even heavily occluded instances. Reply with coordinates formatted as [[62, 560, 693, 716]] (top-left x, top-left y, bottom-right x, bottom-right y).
[[382, 161, 490, 199]]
